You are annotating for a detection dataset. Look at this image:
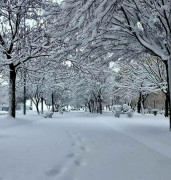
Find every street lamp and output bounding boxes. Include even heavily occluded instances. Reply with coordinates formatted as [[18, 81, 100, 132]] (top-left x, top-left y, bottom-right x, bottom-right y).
[[23, 68, 26, 115]]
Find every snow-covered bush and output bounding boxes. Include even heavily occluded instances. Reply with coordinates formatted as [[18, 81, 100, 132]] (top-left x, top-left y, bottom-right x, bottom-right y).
[[113, 110, 121, 118], [112, 105, 122, 112], [44, 112, 53, 118], [126, 109, 134, 118], [159, 110, 164, 115], [148, 108, 153, 114], [122, 104, 131, 113], [59, 110, 63, 114], [144, 109, 150, 114], [59, 107, 65, 114], [112, 105, 122, 118]]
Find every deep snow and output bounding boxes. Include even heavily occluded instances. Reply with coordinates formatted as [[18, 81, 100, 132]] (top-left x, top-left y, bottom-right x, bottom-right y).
[[0, 111, 171, 180]]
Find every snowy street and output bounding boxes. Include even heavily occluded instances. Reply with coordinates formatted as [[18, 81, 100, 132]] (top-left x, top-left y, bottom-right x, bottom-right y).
[[0, 111, 171, 180]]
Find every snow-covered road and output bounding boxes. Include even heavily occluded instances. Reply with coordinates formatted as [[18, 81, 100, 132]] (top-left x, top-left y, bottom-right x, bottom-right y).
[[0, 111, 171, 180]]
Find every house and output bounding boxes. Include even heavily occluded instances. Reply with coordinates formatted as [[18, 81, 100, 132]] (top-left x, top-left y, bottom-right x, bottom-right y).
[[144, 91, 165, 110]]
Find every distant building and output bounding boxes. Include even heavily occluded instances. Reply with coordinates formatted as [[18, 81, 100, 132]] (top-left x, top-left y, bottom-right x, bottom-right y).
[[0, 103, 29, 111], [130, 91, 165, 111], [144, 91, 165, 110], [0, 104, 9, 111]]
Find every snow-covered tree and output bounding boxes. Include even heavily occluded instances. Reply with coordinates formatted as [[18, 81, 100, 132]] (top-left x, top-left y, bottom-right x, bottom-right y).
[[68, 57, 114, 114], [113, 56, 167, 114], [114, 0, 171, 124], [62, 0, 171, 128], [0, 0, 52, 117], [0, 78, 8, 106]]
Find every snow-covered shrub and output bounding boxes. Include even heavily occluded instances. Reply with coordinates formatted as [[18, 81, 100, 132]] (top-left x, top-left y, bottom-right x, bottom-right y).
[[112, 105, 122, 118], [59, 110, 63, 114], [148, 108, 153, 114], [159, 110, 164, 115], [114, 110, 121, 118], [112, 105, 122, 112], [59, 107, 65, 114], [122, 104, 131, 113], [126, 109, 134, 118], [44, 112, 53, 118], [144, 109, 149, 114]]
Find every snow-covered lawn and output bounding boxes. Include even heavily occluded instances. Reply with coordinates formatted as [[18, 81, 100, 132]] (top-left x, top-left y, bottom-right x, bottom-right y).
[[0, 111, 171, 180]]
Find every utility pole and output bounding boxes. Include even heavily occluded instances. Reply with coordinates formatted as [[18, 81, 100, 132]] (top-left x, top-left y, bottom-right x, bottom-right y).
[[23, 69, 26, 115], [23, 14, 26, 115]]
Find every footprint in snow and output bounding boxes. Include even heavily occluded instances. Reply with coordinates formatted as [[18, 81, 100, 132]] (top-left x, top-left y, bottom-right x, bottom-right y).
[[66, 152, 76, 158], [67, 131, 75, 138], [77, 137, 86, 142], [46, 166, 67, 177], [74, 158, 87, 166], [80, 145, 90, 152], [71, 141, 80, 146]]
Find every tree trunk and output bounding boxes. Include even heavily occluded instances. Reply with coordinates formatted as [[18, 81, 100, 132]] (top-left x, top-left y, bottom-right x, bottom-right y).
[[99, 98, 102, 114], [36, 102, 40, 114], [51, 93, 54, 112], [9, 64, 16, 118], [95, 99, 98, 113], [30, 99, 33, 110], [30, 97, 40, 114], [89, 100, 94, 113], [141, 101, 145, 115], [91, 100, 94, 113], [164, 60, 171, 130], [55, 104, 59, 112], [97, 94, 102, 114], [85, 104, 88, 112], [167, 59, 171, 130], [88, 102, 91, 112], [41, 97, 44, 114], [165, 92, 169, 117], [137, 93, 141, 113]]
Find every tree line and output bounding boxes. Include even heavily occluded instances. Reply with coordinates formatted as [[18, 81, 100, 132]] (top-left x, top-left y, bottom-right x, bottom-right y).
[[0, 0, 170, 128]]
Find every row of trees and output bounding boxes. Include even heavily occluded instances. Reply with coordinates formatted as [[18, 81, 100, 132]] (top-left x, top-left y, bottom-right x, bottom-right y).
[[0, 0, 170, 127], [61, 0, 171, 127]]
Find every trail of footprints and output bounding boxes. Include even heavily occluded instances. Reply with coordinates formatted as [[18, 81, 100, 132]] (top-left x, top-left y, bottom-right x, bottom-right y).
[[46, 130, 91, 179], [67, 130, 90, 167]]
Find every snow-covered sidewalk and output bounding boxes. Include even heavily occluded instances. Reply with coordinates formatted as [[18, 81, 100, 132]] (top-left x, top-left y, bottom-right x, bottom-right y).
[[0, 111, 171, 180]]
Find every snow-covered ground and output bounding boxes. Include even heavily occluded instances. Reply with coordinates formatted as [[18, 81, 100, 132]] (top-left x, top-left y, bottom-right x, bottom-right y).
[[0, 111, 171, 180]]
